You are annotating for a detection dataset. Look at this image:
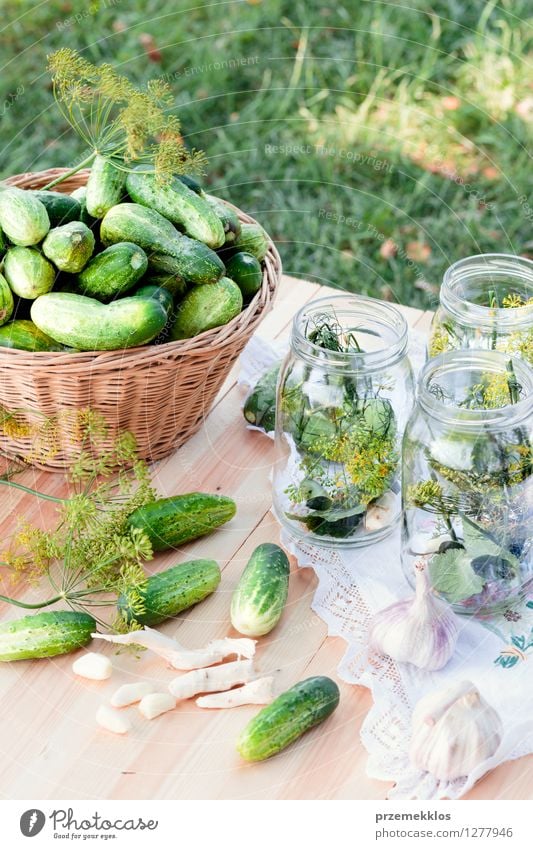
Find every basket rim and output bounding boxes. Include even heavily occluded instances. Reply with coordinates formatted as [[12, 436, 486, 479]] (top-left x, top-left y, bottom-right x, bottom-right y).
[[1, 167, 281, 366]]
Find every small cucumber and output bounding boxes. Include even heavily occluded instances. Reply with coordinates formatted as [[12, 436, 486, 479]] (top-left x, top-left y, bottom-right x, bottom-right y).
[[42, 221, 95, 273], [243, 364, 280, 432], [118, 559, 221, 626], [77, 242, 148, 301], [204, 194, 242, 244], [0, 272, 15, 325], [70, 186, 98, 229], [32, 190, 81, 226], [233, 222, 269, 261], [231, 543, 290, 637], [100, 203, 225, 286], [0, 611, 96, 661], [85, 155, 126, 218], [236, 676, 340, 761], [126, 166, 225, 248], [133, 284, 174, 315], [225, 251, 262, 301], [0, 319, 66, 351], [146, 252, 187, 297], [170, 276, 243, 340], [126, 492, 237, 551], [31, 292, 168, 351], [3, 247, 56, 299], [0, 187, 50, 246]]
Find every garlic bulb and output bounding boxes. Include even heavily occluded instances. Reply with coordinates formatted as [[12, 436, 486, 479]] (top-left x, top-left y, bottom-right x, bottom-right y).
[[369, 566, 458, 671], [409, 680, 503, 781]]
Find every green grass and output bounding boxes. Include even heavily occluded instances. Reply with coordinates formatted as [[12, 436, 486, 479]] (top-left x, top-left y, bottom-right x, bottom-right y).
[[0, 0, 531, 308]]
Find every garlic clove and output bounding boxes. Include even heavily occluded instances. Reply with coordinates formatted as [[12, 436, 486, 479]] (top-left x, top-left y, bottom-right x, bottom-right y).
[[111, 682, 155, 708], [96, 704, 131, 735], [409, 680, 503, 782], [369, 567, 459, 671], [72, 652, 112, 681], [365, 491, 397, 532], [409, 533, 451, 555], [138, 692, 176, 720]]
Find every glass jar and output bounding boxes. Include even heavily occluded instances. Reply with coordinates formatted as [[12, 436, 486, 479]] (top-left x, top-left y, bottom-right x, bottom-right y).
[[428, 254, 533, 364], [272, 294, 415, 547], [402, 350, 533, 616]]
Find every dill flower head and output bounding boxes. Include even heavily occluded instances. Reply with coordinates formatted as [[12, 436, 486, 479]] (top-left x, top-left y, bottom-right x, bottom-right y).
[[48, 48, 206, 183]]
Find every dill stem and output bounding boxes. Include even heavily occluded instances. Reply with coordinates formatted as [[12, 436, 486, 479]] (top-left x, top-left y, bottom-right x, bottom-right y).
[[0, 593, 65, 610], [0, 479, 66, 503], [42, 151, 97, 189]]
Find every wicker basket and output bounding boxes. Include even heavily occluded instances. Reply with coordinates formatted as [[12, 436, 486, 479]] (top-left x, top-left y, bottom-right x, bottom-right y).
[[0, 168, 281, 471]]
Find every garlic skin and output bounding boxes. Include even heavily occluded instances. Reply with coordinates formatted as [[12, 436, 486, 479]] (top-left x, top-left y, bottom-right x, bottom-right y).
[[369, 567, 458, 671], [409, 680, 503, 782]]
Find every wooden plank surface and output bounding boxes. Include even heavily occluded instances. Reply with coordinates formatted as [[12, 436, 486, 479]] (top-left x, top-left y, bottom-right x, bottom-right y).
[[0, 275, 530, 800]]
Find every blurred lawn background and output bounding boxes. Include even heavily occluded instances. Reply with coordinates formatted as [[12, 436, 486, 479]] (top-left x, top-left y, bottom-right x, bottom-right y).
[[0, 0, 531, 308]]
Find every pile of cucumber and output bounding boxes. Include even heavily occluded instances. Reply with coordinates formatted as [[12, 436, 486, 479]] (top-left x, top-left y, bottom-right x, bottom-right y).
[[0, 157, 270, 352]]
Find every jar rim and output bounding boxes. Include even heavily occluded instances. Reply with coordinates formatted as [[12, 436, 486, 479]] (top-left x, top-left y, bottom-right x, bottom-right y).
[[291, 293, 409, 372], [441, 253, 533, 330], [418, 350, 533, 429]]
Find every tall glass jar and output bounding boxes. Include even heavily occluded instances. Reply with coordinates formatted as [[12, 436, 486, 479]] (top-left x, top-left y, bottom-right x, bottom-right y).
[[402, 350, 533, 616], [428, 254, 533, 364], [272, 294, 415, 547]]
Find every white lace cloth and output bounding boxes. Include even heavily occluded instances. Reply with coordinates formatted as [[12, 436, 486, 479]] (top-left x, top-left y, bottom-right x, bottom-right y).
[[239, 333, 533, 800]]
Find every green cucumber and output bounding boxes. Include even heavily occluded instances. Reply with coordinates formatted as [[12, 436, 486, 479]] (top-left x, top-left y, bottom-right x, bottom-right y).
[[236, 676, 340, 762], [31, 292, 167, 351], [0, 611, 96, 661], [0, 187, 50, 246], [145, 252, 187, 297], [177, 174, 203, 194], [233, 222, 269, 261], [127, 492, 237, 551], [100, 203, 225, 286], [126, 166, 225, 248], [204, 194, 241, 244], [0, 273, 15, 326], [0, 319, 66, 351], [42, 221, 95, 273], [225, 251, 262, 300], [170, 276, 243, 340], [77, 242, 148, 301], [231, 543, 290, 637], [3, 247, 56, 299], [243, 364, 280, 432], [32, 190, 81, 226], [118, 559, 221, 626], [70, 186, 98, 229], [133, 284, 174, 315], [85, 155, 126, 218]]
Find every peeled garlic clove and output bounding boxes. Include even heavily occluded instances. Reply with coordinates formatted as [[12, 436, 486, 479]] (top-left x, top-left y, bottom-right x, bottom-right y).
[[72, 652, 112, 681], [409, 680, 503, 782], [111, 682, 155, 708], [409, 533, 451, 555], [365, 491, 397, 532], [369, 567, 458, 671], [96, 704, 131, 735], [138, 692, 176, 720]]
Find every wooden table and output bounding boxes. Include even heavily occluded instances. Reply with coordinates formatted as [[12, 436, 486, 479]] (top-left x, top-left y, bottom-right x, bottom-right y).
[[0, 274, 531, 800]]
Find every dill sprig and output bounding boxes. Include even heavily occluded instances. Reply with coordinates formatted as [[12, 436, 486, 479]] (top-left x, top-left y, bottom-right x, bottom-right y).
[[0, 408, 157, 632], [44, 48, 206, 188]]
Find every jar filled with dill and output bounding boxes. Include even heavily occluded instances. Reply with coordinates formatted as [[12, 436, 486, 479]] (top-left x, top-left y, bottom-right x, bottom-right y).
[[428, 254, 533, 363], [272, 295, 414, 547], [402, 350, 533, 616]]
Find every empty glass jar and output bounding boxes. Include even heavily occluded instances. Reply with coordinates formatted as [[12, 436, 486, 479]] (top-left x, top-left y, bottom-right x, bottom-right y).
[[428, 254, 533, 364], [272, 294, 415, 547], [402, 350, 533, 616]]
